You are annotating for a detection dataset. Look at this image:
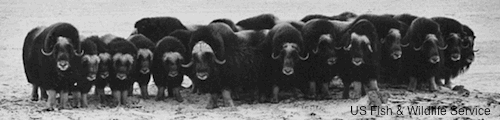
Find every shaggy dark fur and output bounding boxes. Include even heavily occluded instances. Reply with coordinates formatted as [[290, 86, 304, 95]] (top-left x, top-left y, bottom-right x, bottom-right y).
[[400, 17, 446, 92], [186, 23, 266, 109], [336, 19, 381, 99], [236, 13, 278, 30], [107, 37, 138, 106], [152, 36, 187, 102], [393, 13, 418, 27], [301, 19, 341, 100], [134, 17, 188, 43], [300, 14, 332, 23], [22, 22, 82, 110], [211, 18, 239, 32], [127, 34, 155, 98]]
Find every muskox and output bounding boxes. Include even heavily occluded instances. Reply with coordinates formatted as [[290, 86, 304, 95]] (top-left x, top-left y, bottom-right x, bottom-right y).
[[182, 23, 266, 108], [336, 19, 381, 99], [301, 19, 341, 100], [211, 18, 239, 32], [71, 36, 100, 108], [236, 13, 278, 30], [393, 13, 419, 27], [134, 17, 188, 43], [152, 36, 187, 102], [22, 22, 83, 110], [461, 25, 478, 68], [92, 34, 113, 103], [107, 37, 138, 106], [400, 17, 447, 92], [431, 17, 467, 88], [351, 14, 407, 84], [259, 23, 309, 103], [127, 34, 155, 99]]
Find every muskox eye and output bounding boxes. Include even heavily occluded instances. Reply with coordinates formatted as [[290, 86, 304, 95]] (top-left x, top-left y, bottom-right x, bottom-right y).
[[461, 41, 470, 48]]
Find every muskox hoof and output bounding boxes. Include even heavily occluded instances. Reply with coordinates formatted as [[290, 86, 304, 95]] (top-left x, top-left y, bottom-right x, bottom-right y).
[[305, 94, 317, 100], [319, 94, 333, 100], [155, 96, 165, 101], [270, 97, 279, 103], [206, 103, 219, 109], [31, 97, 39, 101], [175, 96, 184, 103]]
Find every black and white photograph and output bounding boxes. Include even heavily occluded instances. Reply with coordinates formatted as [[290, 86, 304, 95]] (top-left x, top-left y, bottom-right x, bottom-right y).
[[1, 0, 499, 119]]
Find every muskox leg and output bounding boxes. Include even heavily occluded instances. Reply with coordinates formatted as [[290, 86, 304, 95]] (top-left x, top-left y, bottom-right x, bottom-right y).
[[112, 90, 121, 107], [156, 86, 166, 101], [342, 80, 351, 99], [44, 89, 57, 111], [369, 79, 380, 91], [40, 87, 48, 101], [139, 84, 149, 99], [60, 90, 70, 109], [173, 87, 184, 102], [31, 84, 39, 101], [206, 93, 219, 109], [121, 90, 129, 106], [428, 77, 439, 92], [95, 87, 105, 104], [444, 78, 452, 88], [81, 93, 89, 108], [270, 85, 280, 103], [307, 81, 317, 100], [435, 77, 444, 86], [167, 86, 174, 98], [128, 84, 134, 96], [320, 82, 332, 100], [408, 77, 418, 92], [71, 91, 81, 108], [222, 89, 235, 107]]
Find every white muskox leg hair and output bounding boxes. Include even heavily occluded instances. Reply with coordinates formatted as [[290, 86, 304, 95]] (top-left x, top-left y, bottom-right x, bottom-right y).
[[271, 85, 280, 103], [45, 89, 57, 111], [173, 87, 183, 102], [71, 91, 81, 108], [222, 89, 234, 107], [206, 93, 220, 109], [60, 90, 70, 109], [428, 76, 439, 92], [31, 84, 39, 101], [81, 93, 89, 108], [156, 86, 165, 101], [140, 84, 148, 99], [369, 79, 379, 91], [307, 81, 317, 99], [408, 77, 418, 92], [95, 88, 105, 104], [112, 90, 121, 107], [444, 78, 452, 88], [321, 82, 332, 99]]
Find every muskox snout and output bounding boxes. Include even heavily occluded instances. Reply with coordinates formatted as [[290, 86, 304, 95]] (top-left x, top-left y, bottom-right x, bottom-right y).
[[466, 56, 474, 63], [352, 58, 364, 66], [451, 53, 461, 61], [116, 73, 127, 80], [57, 61, 70, 71], [282, 67, 294, 75], [87, 74, 96, 81], [140, 68, 150, 74], [196, 72, 209, 80], [392, 51, 402, 60], [168, 71, 179, 77], [327, 57, 337, 65], [429, 56, 440, 64], [100, 72, 109, 79]]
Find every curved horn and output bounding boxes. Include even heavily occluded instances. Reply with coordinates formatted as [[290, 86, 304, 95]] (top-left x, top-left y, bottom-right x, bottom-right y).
[[181, 60, 193, 68], [334, 46, 343, 50], [41, 48, 54, 56], [473, 49, 479, 52], [401, 43, 410, 47], [312, 46, 319, 54], [74, 50, 84, 57], [213, 57, 226, 64], [299, 52, 310, 61], [413, 45, 422, 51], [367, 45, 373, 53], [343, 44, 352, 51], [271, 52, 281, 59], [438, 44, 448, 50]]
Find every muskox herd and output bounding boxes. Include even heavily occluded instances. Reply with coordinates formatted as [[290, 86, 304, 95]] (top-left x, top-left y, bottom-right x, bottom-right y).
[[22, 12, 478, 110]]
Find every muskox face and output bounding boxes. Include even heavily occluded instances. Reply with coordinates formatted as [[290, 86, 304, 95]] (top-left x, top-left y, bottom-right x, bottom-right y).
[[344, 33, 374, 66], [98, 53, 111, 79], [461, 34, 477, 64], [112, 53, 135, 80], [315, 34, 338, 65], [81, 55, 100, 81], [162, 52, 183, 77], [137, 49, 153, 74], [413, 34, 447, 64], [443, 33, 462, 62], [41, 37, 84, 72], [272, 42, 309, 75], [183, 41, 226, 80], [381, 29, 403, 60]]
